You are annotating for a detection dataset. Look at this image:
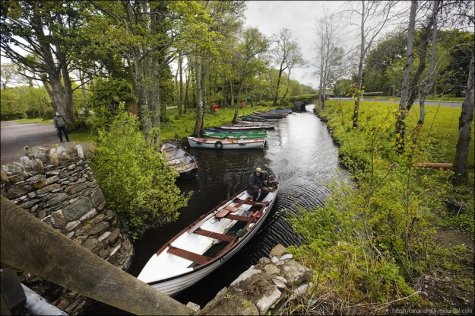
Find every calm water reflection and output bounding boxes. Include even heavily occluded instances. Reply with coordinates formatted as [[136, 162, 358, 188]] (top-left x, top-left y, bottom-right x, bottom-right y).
[[84, 105, 345, 314]]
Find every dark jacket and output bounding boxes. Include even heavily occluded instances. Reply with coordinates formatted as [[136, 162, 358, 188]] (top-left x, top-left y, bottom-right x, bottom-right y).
[[54, 115, 66, 129], [249, 171, 268, 190]]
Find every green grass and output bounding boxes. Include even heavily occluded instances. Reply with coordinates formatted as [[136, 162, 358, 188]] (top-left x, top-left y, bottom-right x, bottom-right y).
[[287, 99, 474, 311], [331, 100, 474, 166], [363, 96, 465, 102], [14, 118, 53, 124], [69, 131, 98, 143]]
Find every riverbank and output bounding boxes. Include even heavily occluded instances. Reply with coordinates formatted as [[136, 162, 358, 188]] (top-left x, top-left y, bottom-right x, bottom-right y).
[[302, 99, 473, 312]]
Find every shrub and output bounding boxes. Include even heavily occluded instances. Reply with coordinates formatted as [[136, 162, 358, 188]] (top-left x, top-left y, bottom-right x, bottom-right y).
[[90, 111, 189, 239]]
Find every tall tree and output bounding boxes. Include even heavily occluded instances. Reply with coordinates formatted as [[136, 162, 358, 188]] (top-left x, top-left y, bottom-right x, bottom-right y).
[[395, 0, 418, 153], [453, 48, 474, 184], [89, 0, 181, 142], [231, 28, 269, 123], [418, 0, 440, 125], [348, 1, 398, 128], [315, 13, 345, 108], [0, 63, 19, 89], [271, 28, 304, 106], [1, 1, 84, 124]]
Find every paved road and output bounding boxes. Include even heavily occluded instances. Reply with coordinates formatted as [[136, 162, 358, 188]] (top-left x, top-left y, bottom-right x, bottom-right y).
[[330, 97, 463, 107], [1, 121, 61, 165]]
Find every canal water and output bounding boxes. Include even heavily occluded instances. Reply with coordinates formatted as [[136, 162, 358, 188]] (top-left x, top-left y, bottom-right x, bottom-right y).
[[85, 104, 345, 314]]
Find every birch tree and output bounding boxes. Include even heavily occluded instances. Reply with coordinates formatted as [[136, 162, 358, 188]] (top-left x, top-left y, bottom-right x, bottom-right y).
[[231, 28, 269, 123], [348, 1, 398, 128], [418, 0, 440, 125], [315, 13, 345, 108], [271, 28, 304, 106], [395, 0, 418, 153], [453, 54, 474, 184]]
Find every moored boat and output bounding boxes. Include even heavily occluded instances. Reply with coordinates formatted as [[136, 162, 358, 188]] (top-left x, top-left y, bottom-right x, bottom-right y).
[[251, 111, 288, 119], [161, 143, 198, 179], [137, 180, 279, 295], [187, 136, 266, 149], [218, 122, 275, 130], [202, 130, 267, 139]]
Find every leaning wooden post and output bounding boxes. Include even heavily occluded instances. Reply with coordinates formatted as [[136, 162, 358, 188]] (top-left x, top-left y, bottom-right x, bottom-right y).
[[0, 196, 193, 315]]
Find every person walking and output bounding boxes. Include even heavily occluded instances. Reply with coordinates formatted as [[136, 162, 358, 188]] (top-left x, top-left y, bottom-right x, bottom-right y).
[[53, 112, 70, 142]]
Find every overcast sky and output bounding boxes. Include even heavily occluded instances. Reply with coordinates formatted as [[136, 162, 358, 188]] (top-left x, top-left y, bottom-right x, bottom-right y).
[[244, 1, 349, 89]]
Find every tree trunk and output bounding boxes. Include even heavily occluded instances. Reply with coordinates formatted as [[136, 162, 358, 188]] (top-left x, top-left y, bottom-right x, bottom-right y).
[[192, 58, 204, 136], [419, 0, 439, 125], [273, 61, 285, 106], [396, 0, 417, 153], [232, 85, 241, 124], [134, 55, 152, 138], [352, 0, 366, 128], [178, 55, 184, 115], [453, 54, 474, 184]]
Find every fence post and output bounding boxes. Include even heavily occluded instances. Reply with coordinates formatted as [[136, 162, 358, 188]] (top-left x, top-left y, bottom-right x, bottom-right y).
[[0, 196, 193, 315]]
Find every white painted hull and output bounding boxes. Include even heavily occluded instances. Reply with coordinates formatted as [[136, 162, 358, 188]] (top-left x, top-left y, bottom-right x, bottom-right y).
[[187, 137, 266, 149], [138, 186, 279, 296]]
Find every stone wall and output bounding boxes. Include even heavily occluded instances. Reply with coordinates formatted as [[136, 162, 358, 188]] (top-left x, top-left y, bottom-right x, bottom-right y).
[[199, 244, 313, 315], [0, 143, 134, 315]]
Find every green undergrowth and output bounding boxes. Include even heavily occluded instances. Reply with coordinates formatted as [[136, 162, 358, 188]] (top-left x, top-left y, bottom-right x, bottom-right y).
[[90, 112, 189, 239], [287, 100, 474, 313]]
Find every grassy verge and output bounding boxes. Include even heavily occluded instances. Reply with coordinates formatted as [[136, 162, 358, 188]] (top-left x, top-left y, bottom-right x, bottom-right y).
[[286, 100, 473, 313], [14, 118, 53, 124]]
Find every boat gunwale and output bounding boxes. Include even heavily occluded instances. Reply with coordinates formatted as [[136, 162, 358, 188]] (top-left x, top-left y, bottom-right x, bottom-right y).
[[147, 186, 278, 286]]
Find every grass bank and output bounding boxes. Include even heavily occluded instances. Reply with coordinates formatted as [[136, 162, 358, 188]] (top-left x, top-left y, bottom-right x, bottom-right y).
[[286, 100, 473, 314]]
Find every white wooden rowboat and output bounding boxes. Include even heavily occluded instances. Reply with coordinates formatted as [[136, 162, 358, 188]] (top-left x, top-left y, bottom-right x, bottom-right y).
[[137, 182, 279, 296], [187, 136, 266, 149]]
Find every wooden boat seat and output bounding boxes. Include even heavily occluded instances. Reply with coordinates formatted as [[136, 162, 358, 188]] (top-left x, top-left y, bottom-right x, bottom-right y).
[[226, 214, 253, 222], [234, 198, 268, 207], [215, 209, 231, 219], [215, 202, 243, 218], [193, 228, 234, 242], [167, 245, 211, 264]]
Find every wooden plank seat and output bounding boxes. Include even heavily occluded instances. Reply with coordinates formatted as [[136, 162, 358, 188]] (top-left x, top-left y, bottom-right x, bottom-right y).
[[167, 245, 211, 264], [226, 214, 253, 222], [193, 228, 234, 242], [233, 198, 268, 207]]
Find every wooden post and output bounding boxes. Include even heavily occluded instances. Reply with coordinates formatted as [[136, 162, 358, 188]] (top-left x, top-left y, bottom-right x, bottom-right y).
[[414, 162, 453, 169], [0, 196, 193, 315]]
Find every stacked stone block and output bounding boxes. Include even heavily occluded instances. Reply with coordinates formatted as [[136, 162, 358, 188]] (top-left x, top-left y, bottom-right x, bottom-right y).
[[1, 143, 134, 315]]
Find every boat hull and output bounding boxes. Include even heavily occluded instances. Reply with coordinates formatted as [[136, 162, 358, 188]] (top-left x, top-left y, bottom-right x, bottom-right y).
[[145, 191, 277, 296], [161, 143, 198, 179], [187, 137, 266, 149], [202, 131, 267, 139]]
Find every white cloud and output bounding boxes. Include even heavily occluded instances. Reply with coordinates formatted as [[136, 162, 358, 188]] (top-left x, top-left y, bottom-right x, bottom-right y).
[[244, 1, 347, 88]]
